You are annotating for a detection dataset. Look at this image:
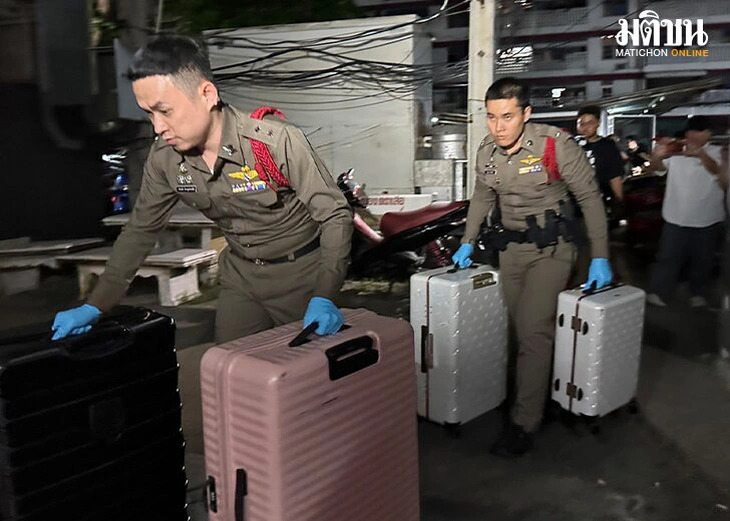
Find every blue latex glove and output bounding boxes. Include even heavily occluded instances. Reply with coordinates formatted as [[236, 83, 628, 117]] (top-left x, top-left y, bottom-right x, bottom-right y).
[[303, 297, 345, 336], [585, 258, 613, 291], [451, 244, 474, 269], [51, 304, 102, 340]]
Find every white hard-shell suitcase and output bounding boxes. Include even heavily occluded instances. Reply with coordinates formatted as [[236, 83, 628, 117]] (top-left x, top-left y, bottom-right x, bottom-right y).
[[553, 284, 646, 417], [410, 264, 508, 427]]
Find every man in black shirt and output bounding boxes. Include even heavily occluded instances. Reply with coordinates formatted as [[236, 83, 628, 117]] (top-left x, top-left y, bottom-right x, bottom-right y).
[[576, 105, 625, 203], [573, 105, 628, 283]]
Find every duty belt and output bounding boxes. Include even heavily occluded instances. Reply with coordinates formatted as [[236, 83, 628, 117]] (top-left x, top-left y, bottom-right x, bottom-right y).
[[238, 236, 320, 266], [486, 204, 579, 251]]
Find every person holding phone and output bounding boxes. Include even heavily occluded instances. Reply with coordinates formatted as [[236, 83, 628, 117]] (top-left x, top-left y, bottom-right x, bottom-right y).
[[645, 116, 726, 308]]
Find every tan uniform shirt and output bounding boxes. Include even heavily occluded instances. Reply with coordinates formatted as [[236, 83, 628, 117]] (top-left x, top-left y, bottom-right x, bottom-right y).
[[463, 122, 609, 258], [88, 105, 353, 311]]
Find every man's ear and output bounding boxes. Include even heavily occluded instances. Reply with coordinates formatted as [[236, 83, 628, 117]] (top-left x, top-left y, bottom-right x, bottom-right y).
[[201, 81, 220, 111], [523, 105, 532, 123]]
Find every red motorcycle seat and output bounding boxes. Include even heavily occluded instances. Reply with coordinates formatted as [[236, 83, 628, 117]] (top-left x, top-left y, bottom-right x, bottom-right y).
[[379, 201, 468, 238]]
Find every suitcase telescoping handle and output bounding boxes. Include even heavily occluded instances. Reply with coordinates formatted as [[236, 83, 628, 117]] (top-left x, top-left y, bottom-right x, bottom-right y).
[[288, 322, 320, 347], [54, 323, 135, 360], [580, 281, 621, 295], [447, 263, 480, 274], [288, 322, 351, 347], [289, 322, 379, 380]]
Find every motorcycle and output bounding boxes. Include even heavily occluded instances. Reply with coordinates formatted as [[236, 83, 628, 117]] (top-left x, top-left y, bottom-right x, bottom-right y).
[[102, 149, 130, 215], [336, 169, 471, 278], [620, 138, 672, 249], [622, 173, 665, 248]]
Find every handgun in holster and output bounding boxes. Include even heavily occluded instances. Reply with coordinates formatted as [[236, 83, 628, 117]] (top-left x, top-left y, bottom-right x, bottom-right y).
[[525, 215, 547, 249], [558, 199, 579, 242]]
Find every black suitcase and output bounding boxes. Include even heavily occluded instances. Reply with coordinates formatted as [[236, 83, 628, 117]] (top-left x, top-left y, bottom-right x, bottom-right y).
[[0, 307, 189, 521]]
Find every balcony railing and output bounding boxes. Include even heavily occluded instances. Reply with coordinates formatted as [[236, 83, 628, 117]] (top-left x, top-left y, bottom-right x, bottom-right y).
[[532, 95, 587, 109], [499, 7, 589, 33], [637, 0, 730, 19], [496, 51, 587, 75]]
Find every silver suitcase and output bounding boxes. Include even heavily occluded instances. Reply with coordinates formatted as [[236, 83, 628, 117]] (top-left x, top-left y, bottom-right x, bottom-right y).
[[553, 285, 646, 417], [410, 265, 508, 427]]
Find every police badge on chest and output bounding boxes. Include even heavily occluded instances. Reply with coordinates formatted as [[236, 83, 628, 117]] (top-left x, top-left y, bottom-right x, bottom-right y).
[[176, 173, 197, 192]]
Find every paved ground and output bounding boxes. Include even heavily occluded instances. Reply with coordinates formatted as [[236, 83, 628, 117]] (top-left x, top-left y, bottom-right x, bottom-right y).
[[1, 242, 729, 520]]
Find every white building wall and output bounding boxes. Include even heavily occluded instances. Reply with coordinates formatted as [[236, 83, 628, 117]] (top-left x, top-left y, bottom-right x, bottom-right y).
[[207, 16, 432, 194]]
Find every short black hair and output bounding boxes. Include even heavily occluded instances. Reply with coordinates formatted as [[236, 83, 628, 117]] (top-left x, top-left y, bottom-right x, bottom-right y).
[[485, 77, 530, 109], [577, 105, 601, 120], [128, 35, 215, 94], [626, 135, 638, 142], [685, 115, 711, 133]]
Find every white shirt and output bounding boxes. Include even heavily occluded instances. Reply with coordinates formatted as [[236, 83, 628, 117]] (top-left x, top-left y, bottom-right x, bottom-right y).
[[659, 144, 725, 228]]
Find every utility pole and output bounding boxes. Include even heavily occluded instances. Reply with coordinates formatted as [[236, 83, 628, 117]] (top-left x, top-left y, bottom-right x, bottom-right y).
[[466, 0, 495, 197]]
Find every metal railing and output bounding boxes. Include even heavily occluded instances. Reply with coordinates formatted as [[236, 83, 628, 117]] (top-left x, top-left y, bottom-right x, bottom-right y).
[[499, 7, 589, 32], [639, 0, 730, 19], [531, 95, 586, 108], [496, 51, 587, 74]]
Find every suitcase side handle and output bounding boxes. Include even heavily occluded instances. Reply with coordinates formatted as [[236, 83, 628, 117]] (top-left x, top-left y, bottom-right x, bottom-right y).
[[325, 335, 379, 380], [56, 324, 135, 360]]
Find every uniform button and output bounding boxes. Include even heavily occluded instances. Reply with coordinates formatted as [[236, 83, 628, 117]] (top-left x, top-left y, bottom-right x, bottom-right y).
[[254, 126, 260, 133], [526, 140, 533, 146], [507, 159, 513, 165], [191, 203, 198, 208]]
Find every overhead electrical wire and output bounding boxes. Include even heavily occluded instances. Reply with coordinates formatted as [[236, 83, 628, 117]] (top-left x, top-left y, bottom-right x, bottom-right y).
[[206, 0, 471, 95]]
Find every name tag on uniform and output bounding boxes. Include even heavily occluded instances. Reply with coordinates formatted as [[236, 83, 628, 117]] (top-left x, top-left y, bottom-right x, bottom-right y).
[[176, 185, 197, 193], [232, 181, 267, 194], [518, 165, 543, 175]]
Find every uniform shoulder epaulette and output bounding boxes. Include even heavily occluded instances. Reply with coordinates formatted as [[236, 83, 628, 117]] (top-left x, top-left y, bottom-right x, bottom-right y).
[[149, 137, 177, 161], [479, 135, 495, 149], [238, 116, 288, 147], [535, 123, 572, 141], [151, 134, 171, 152]]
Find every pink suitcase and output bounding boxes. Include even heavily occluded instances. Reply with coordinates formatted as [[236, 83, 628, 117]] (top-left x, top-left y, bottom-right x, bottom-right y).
[[200, 308, 420, 521]]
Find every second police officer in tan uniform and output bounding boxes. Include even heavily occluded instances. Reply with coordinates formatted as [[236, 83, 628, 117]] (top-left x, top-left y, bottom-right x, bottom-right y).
[[51, 36, 353, 342], [452, 77, 614, 457]]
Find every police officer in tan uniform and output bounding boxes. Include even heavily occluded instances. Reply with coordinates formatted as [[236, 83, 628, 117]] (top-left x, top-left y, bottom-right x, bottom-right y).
[[51, 36, 353, 342], [452, 77, 613, 457]]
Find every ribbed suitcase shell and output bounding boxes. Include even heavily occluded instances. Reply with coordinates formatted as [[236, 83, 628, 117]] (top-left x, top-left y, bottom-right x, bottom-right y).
[[410, 265, 508, 425], [553, 285, 646, 417], [201, 308, 419, 521], [0, 307, 188, 521]]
